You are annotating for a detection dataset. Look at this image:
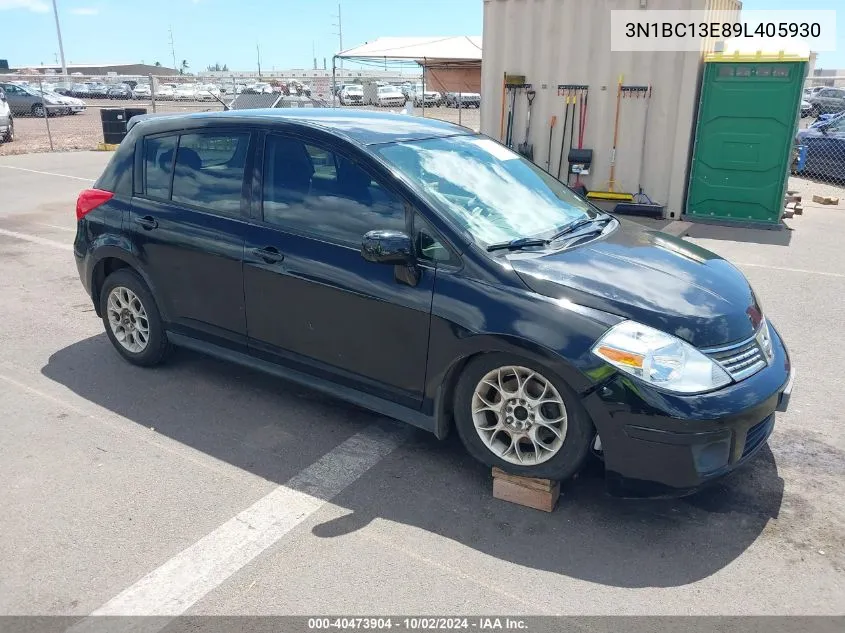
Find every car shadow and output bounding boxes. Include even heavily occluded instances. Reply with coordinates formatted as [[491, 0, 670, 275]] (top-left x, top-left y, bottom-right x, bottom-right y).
[[42, 334, 784, 589], [684, 221, 794, 246]]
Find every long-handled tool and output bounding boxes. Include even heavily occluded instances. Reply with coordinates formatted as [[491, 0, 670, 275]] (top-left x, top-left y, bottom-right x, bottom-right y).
[[587, 76, 634, 202], [614, 85, 664, 216], [568, 88, 592, 195], [545, 115, 557, 171], [499, 72, 507, 142], [556, 96, 572, 179], [566, 92, 577, 180], [517, 88, 536, 159], [505, 87, 517, 148]]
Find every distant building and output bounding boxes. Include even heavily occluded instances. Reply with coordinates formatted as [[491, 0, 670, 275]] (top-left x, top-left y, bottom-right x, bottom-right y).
[[9, 63, 178, 76], [812, 68, 845, 88]]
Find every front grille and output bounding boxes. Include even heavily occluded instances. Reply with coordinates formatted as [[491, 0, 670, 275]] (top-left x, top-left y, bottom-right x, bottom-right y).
[[705, 335, 767, 381], [742, 415, 774, 458]]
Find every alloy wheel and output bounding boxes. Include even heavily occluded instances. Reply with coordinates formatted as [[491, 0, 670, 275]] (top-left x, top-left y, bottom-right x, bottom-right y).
[[106, 286, 150, 353], [471, 365, 568, 466]]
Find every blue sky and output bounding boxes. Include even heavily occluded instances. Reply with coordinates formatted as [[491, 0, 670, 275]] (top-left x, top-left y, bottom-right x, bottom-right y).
[[0, 0, 841, 71]]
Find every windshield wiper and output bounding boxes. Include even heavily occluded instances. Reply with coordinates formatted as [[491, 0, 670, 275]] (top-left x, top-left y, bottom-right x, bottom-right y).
[[486, 237, 549, 252], [548, 216, 612, 242]]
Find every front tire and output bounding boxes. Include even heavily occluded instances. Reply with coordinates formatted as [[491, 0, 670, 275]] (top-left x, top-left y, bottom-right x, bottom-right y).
[[1, 118, 13, 143], [453, 354, 592, 481], [100, 269, 171, 367]]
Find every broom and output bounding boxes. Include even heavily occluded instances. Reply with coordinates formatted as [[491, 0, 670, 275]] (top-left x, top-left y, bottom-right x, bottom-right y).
[[587, 75, 634, 202]]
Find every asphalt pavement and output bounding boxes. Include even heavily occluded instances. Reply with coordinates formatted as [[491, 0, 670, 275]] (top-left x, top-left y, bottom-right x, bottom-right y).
[[0, 152, 842, 620]]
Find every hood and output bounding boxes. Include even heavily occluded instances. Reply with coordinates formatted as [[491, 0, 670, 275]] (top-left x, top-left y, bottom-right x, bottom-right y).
[[509, 219, 762, 348]]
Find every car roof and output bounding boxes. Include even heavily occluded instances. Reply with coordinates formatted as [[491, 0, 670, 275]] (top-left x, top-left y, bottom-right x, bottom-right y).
[[130, 108, 473, 145]]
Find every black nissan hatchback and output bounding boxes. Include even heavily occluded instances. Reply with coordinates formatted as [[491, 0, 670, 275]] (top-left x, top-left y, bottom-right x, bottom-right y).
[[74, 109, 794, 496]]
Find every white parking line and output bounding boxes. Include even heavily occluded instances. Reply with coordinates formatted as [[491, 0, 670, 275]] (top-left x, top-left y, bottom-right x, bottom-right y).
[[0, 164, 95, 182], [69, 423, 407, 626], [37, 222, 77, 233], [734, 261, 845, 279], [0, 227, 72, 251]]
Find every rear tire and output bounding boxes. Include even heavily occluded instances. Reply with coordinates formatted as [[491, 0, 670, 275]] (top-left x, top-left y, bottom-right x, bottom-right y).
[[1, 118, 13, 143], [31, 103, 45, 117], [453, 353, 592, 481], [100, 269, 171, 367]]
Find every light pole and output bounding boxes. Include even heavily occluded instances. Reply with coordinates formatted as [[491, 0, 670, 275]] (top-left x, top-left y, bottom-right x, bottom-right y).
[[51, 0, 68, 75]]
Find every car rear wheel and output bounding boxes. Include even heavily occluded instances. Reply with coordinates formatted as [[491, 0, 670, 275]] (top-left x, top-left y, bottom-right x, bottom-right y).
[[100, 269, 171, 367], [454, 354, 592, 481], [1, 119, 13, 143]]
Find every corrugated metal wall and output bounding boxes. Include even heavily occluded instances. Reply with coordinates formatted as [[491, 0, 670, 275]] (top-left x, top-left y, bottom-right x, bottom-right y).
[[481, 0, 741, 218]]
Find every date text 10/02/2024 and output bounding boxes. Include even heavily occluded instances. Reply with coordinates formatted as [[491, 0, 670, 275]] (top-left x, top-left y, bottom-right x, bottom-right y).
[[625, 21, 821, 39], [307, 617, 529, 630]]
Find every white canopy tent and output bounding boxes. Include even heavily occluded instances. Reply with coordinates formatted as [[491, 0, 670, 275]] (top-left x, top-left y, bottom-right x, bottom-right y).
[[333, 36, 482, 115]]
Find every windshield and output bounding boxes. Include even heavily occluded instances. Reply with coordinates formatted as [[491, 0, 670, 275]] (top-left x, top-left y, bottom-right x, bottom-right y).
[[346, 86, 363, 93], [378, 86, 395, 93], [377, 135, 599, 246]]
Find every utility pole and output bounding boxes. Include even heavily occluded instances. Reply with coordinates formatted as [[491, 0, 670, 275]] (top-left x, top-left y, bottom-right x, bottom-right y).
[[168, 26, 177, 73], [332, 3, 343, 69], [51, 0, 68, 75], [256, 43, 262, 78], [313, 41, 317, 70]]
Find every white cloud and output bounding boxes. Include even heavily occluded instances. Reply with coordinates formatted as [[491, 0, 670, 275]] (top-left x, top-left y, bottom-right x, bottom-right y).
[[0, 0, 50, 13], [70, 7, 99, 15]]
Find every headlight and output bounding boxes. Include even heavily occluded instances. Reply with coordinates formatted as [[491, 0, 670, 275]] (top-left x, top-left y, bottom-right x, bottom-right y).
[[592, 321, 731, 394]]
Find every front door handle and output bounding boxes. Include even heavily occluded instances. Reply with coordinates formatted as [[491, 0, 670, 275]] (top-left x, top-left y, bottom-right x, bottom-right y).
[[135, 215, 158, 230], [252, 246, 285, 264]]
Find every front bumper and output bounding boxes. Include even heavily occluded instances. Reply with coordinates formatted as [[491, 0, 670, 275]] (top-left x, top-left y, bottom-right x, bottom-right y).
[[583, 325, 793, 498]]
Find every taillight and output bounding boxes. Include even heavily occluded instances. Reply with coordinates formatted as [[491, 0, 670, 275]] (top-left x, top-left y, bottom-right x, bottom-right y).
[[76, 188, 114, 220]]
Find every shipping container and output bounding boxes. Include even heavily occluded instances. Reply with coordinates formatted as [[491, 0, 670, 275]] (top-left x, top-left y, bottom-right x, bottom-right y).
[[481, 0, 741, 219]]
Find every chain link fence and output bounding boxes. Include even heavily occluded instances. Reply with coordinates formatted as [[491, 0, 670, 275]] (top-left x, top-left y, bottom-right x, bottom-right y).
[[792, 77, 845, 198], [0, 73, 479, 156]]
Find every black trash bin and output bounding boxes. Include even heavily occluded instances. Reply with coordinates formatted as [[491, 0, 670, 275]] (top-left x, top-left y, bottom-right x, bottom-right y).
[[100, 107, 147, 145], [100, 108, 127, 144]]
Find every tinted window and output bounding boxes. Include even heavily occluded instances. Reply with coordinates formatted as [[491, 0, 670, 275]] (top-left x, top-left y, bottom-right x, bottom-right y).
[[171, 132, 250, 215], [415, 214, 456, 265], [262, 135, 406, 245], [143, 135, 177, 200]]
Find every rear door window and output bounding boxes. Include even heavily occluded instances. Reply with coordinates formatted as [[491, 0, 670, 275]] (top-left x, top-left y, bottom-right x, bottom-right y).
[[143, 135, 177, 200], [171, 132, 250, 215]]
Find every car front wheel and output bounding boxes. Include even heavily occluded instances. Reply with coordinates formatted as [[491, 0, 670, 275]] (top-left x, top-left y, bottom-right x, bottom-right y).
[[100, 269, 171, 367], [454, 354, 592, 481], [1, 118, 13, 142]]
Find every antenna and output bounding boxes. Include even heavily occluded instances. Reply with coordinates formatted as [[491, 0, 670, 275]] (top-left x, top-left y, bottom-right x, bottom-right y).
[[168, 25, 177, 73], [332, 3, 343, 70]]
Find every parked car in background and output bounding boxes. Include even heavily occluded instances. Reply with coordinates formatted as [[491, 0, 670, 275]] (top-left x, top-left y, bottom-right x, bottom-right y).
[[445, 91, 481, 108], [0, 87, 14, 143], [801, 99, 812, 118], [795, 114, 845, 181], [0, 82, 64, 116], [372, 85, 406, 107], [807, 87, 845, 117], [86, 82, 109, 98], [37, 89, 86, 114], [195, 85, 222, 101], [411, 85, 441, 107], [70, 83, 91, 98], [133, 84, 152, 99], [155, 84, 176, 100], [107, 84, 134, 100], [340, 85, 364, 105], [174, 85, 198, 101], [74, 109, 793, 496]]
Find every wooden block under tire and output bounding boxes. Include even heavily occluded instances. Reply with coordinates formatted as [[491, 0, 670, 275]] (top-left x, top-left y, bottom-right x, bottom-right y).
[[492, 467, 560, 512]]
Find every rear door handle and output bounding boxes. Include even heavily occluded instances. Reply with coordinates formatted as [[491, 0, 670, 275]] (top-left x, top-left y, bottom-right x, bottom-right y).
[[135, 215, 158, 230], [251, 246, 285, 264]]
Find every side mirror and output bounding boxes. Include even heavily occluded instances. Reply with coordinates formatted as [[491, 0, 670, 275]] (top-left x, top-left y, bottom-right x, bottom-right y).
[[361, 230, 414, 265]]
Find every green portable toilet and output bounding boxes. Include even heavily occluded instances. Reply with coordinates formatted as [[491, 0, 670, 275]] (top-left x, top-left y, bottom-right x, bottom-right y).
[[686, 48, 808, 227]]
